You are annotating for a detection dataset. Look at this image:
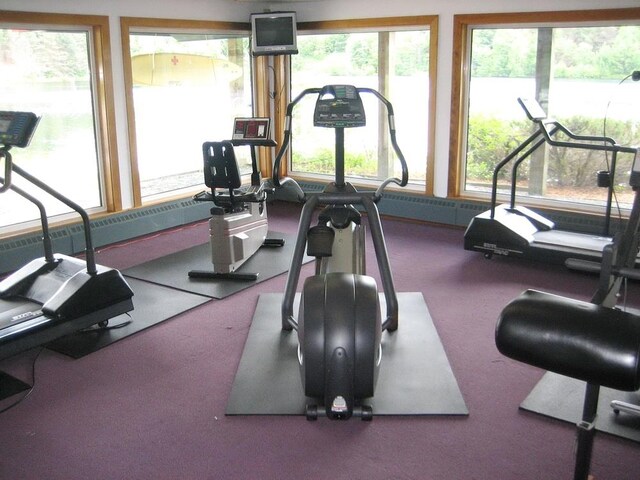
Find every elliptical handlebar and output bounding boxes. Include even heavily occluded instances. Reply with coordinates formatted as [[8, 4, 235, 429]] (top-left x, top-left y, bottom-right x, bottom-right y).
[[0, 146, 12, 194], [272, 88, 320, 202], [272, 86, 409, 201], [357, 87, 409, 198]]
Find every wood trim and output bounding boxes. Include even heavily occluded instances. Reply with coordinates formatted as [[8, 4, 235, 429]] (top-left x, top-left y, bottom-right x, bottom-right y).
[[118, 16, 247, 32], [119, 18, 142, 207], [273, 55, 290, 178], [299, 15, 438, 31], [0, 10, 109, 27], [91, 19, 122, 212], [453, 8, 640, 27], [425, 16, 438, 197], [252, 55, 273, 177], [447, 16, 468, 198], [1, 10, 122, 212], [448, 7, 640, 198]]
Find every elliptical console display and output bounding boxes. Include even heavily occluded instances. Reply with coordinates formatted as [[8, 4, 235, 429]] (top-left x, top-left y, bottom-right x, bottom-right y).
[[313, 85, 366, 128]]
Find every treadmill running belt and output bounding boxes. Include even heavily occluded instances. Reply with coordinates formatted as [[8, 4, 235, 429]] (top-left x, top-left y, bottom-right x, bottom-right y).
[[0, 299, 44, 331], [533, 229, 612, 251]]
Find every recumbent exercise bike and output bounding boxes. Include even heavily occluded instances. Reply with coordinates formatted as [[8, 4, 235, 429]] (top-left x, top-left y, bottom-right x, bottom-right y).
[[272, 85, 409, 420], [189, 118, 283, 281]]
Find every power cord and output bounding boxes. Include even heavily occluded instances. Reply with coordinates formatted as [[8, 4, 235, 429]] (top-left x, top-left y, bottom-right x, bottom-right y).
[[0, 347, 43, 414], [602, 70, 639, 232], [80, 312, 132, 333]]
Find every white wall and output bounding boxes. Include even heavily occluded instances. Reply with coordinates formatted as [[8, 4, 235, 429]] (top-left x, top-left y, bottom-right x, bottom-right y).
[[2, 0, 639, 204]]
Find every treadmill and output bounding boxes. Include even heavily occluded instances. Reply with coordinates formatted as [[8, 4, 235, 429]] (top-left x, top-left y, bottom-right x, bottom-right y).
[[464, 97, 639, 266], [0, 111, 134, 365]]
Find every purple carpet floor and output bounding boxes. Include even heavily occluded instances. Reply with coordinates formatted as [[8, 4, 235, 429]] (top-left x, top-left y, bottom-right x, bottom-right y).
[[0, 200, 639, 479]]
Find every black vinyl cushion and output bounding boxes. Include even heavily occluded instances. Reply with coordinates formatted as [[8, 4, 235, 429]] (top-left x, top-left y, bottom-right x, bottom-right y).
[[202, 141, 242, 190], [496, 289, 640, 391]]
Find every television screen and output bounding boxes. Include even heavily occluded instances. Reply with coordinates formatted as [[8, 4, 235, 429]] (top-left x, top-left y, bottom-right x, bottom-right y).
[[251, 12, 298, 56]]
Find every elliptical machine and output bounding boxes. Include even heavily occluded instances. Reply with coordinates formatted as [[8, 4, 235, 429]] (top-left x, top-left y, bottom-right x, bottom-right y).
[[272, 85, 409, 420], [189, 118, 284, 281]]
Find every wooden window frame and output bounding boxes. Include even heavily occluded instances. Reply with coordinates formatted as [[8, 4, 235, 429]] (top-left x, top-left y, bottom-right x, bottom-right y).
[[0, 10, 122, 215], [120, 17, 250, 207], [290, 15, 439, 196], [449, 7, 640, 200]]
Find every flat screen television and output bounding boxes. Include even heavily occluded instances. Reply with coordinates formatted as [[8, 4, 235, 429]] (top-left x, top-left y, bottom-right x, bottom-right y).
[[251, 11, 298, 56]]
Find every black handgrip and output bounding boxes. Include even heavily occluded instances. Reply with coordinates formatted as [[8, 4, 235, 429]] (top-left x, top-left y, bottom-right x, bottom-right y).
[[357, 88, 409, 191], [0, 147, 12, 194]]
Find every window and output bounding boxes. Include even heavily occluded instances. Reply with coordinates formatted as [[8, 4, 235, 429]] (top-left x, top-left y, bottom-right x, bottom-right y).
[[290, 17, 437, 194], [121, 18, 252, 206], [451, 9, 640, 213], [0, 12, 118, 232]]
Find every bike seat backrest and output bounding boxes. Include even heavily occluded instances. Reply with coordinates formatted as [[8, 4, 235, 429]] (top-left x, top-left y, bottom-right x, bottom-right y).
[[202, 141, 242, 191]]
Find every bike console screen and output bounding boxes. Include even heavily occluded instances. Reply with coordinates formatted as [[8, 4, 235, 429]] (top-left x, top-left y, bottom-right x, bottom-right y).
[[313, 85, 366, 128]]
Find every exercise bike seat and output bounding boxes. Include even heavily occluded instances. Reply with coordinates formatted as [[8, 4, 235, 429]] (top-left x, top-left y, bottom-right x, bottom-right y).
[[200, 141, 266, 208], [496, 289, 640, 392]]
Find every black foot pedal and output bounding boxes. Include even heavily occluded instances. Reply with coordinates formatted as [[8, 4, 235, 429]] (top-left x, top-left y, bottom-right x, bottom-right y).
[[188, 270, 258, 281], [262, 238, 285, 248]]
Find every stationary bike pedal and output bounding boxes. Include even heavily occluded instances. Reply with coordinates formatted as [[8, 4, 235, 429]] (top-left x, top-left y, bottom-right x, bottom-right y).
[[359, 405, 373, 421], [306, 404, 319, 421]]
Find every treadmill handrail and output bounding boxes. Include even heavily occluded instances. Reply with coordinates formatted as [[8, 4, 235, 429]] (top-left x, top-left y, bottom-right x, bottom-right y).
[[0, 147, 12, 194], [0, 174, 55, 263], [490, 99, 639, 220], [11, 163, 98, 275], [537, 118, 634, 154]]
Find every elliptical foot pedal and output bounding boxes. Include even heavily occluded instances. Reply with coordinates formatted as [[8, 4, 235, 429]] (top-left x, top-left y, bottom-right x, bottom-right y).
[[262, 238, 285, 248], [188, 270, 258, 281]]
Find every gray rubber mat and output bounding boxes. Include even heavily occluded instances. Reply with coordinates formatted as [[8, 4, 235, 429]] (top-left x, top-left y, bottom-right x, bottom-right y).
[[47, 277, 210, 358], [521, 371, 640, 443], [227, 292, 468, 417], [123, 232, 307, 299]]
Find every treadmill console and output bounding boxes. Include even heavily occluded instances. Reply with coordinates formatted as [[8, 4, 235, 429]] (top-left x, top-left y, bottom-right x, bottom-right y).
[[518, 97, 547, 122], [0, 111, 39, 148], [313, 85, 366, 128]]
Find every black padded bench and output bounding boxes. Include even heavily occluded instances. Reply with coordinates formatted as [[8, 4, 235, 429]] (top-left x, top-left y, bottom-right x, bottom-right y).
[[496, 289, 640, 480]]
